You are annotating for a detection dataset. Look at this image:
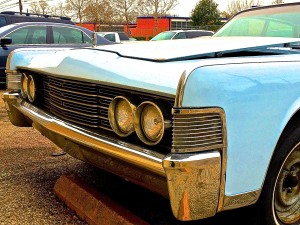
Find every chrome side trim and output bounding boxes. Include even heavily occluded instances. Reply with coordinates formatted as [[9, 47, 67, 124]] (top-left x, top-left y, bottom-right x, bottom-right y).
[[174, 71, 187, 108], [163, 151, 221, 221], [6, 70, 21, 91], [223, 190, 261, 210]]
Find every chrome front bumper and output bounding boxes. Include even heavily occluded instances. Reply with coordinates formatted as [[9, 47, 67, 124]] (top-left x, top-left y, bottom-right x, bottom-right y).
[[3, 92, 222, 221]]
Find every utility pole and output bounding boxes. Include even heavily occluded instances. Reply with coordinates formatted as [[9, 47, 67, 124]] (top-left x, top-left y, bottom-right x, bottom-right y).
[[19, 0, 23, 15]]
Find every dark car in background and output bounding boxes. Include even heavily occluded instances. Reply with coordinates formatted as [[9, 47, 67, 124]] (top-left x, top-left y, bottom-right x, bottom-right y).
[[0, 22, 112, 88], [150, 30, 214, 41], [0, 11, 74, 28]]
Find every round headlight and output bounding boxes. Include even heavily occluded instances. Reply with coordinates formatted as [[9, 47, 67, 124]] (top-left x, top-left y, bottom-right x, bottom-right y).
[[20, 73, 28, 99], [27, 75, 36, 102], [135, 101, 166, 146], [108, 96, 136, 137], [141, 104, 163, 142]]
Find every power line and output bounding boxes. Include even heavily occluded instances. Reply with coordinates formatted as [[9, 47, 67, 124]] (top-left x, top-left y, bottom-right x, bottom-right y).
[[0, 0, 14, 5], [0, 4, 18, 11], [0, 2, 18, 10]]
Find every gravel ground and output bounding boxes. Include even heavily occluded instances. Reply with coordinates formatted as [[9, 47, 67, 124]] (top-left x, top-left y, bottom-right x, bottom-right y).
[[0, 90, 259, 225]]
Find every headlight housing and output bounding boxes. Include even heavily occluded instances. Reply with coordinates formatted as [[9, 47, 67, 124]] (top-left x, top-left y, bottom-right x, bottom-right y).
[[108, 96, 137, 137]]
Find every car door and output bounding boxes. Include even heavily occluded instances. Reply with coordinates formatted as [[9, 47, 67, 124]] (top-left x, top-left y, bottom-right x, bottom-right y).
[[0, 25, 48, 87]]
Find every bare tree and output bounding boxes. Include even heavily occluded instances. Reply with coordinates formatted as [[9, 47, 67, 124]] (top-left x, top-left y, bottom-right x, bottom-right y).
[[65, 0, 89, 24], [39, 0, 49, 14], [271, 0, 284, 4], [83, 0, 114, 30], [29, 1, 41, 14], [140, 0, 178, 29], [226, 0, 262, 16], [28, 0, 49, 15], [50, 1, 70, 17], [141, 0, 178, 16], [111, 0, 143, 27]]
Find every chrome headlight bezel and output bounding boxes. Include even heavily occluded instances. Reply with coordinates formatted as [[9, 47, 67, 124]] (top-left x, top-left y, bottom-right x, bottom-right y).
[[134, 101, 169, 146], [27, 75, 36, 103], [20, 73, 28, 99], [108, 96, 137, 137]]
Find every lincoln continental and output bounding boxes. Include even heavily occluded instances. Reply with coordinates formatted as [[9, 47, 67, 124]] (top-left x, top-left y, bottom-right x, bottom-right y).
[[3, 3, 300, 224]]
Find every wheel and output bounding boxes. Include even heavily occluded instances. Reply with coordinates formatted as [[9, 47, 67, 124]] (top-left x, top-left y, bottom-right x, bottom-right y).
[[260, 128, 300, 225]]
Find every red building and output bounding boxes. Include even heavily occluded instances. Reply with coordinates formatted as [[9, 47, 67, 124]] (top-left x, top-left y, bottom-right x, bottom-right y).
[[125, 16, 191, 40], [76, 16, 192, 40]]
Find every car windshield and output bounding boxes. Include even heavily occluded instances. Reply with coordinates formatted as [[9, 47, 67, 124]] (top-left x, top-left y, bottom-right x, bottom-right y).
[[151, 31, 176, 41], [0, 24, 16, 36], [214, 4, 300, 38]]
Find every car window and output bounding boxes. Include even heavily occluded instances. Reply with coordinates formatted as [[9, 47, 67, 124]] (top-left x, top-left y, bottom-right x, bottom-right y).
[[215, 6, 300, 38], [219, 18, 266, 36], [186, 31, 213, 38], [0, 16, 7, 27], [104, 34, 116, 42], [53, 26, 91, 44], [173, 32, 187, 39], [151, 31, 176, 41], [7, 26, 47, 44], [265, 21, 294, 37], [118, 32, 129, 41]]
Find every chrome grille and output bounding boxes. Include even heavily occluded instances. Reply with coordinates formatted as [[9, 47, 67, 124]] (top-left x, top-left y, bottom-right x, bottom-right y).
[[172, 108, 225, 153], [41, 76, 174, 131]]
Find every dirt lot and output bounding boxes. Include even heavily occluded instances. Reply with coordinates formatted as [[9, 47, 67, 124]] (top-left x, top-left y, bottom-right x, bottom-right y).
[[0, 90, 258, 225]]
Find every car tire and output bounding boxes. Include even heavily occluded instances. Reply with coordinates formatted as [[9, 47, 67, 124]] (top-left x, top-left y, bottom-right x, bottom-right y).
[[259, 127, 300, 225]]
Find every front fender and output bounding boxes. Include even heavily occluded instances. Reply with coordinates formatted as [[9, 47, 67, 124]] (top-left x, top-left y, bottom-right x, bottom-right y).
[[182, 57, 300, 197]]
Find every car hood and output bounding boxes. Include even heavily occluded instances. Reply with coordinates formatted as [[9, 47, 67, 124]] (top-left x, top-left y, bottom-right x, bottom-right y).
[[18, 37, 300, 97], [96, 36, 300, 61]]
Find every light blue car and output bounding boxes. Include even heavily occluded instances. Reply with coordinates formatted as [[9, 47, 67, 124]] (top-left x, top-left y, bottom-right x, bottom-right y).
[[3, 3, 300, 224]]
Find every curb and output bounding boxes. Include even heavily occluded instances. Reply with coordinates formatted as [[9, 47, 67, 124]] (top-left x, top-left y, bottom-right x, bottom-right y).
[[54, 174, 149, 225]]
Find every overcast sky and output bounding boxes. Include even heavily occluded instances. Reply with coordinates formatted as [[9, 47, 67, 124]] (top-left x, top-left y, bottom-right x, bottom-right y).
[[6, 0, 300, 17], [171, 0, 298, 17]]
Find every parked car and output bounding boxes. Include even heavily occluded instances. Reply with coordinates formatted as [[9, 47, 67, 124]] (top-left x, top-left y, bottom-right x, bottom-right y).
[[97, 31, 132, 43], [3, 3, 300, 224], [150, 30, 214, 41], [0, 22, 112, 88], [0, 11, 74, 28]]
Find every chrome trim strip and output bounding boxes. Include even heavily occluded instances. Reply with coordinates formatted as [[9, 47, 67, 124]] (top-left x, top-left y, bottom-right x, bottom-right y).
[[223, 190, 261, 210], [174, 71, 187, 107]]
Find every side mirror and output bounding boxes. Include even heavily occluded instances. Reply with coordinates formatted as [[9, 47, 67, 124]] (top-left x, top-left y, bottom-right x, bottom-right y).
[[0, 37, 12, 45]]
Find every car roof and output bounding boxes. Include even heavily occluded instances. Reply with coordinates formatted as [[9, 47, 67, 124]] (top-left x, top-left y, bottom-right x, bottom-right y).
[[0, 11, 73, 23], [9, 21, 82, 27]]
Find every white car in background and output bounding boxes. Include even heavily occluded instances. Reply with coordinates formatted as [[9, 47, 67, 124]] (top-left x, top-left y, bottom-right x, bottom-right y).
[[97, 31, 132, 43]]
